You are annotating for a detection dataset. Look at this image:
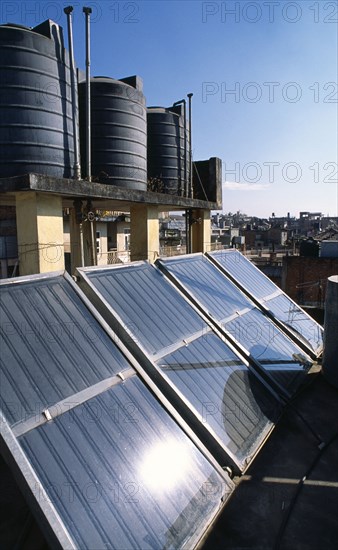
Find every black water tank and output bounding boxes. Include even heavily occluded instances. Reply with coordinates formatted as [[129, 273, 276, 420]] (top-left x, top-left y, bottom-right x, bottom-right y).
[[79, 76, 147, 191], [0, 20, 74, 179], [147, 105, 189, 196], [299, 237, 320, 257]]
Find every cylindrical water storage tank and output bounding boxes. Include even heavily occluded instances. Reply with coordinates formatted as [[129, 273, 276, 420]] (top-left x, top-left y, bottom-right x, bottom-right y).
[[322, 275, 338, 388], [0, 20, 74, 179], [320, 240, 338, 258], [78, 76, 147, 190], [299, 238, 319, 257], [147, 105, 189, 196]]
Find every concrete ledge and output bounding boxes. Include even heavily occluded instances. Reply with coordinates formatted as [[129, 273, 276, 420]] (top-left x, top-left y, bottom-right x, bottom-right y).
[[0, 173, 222, 210]]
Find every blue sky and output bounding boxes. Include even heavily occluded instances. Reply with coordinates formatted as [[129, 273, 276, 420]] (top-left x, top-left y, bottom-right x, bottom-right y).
[[2, 0, 337, 217]]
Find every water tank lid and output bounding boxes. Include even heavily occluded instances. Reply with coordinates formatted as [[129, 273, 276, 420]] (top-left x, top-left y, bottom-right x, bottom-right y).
[[0, 23, 32, 30], [92, 76, 120, 83], [80, 77, 145, 103], [147, 106, 180, 116]]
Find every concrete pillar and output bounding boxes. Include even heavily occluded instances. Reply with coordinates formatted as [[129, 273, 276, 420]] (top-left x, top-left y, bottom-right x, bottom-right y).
[[130, 204, 159, 262], [15, 192, 64, 275], [191, 208, 211, 253], [322, 275, 338, 388]]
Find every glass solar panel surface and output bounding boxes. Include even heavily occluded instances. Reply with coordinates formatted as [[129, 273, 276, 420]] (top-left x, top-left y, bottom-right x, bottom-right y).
[[210, 249, 277, 300], [80, 263, 282, 470], [0, 275, 129, 426], [19, 377, 228, 550], [158, 333, 281, 464], [0, 272, 231, 548], [157, 255, 312, 394], [265, 294, 323, 353], [209, 250, 323, 354], [80, 262, 203, 356]]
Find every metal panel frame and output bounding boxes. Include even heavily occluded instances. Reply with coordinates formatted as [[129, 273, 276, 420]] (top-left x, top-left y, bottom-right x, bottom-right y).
[[0, 414, 76, 550], [77, 263, 282, 473], [12, 368, 136, 438], [155, 255, 304, 400], [206, 250, 323, 359], [0, 270, 234, 547]]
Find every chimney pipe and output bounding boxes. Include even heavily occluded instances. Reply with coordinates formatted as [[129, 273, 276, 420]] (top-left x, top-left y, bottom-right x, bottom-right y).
[[64, 6, 81, 179], [187, 93, 193, 198], [83, 7, 92, 182], [173, 99, 187, 197]]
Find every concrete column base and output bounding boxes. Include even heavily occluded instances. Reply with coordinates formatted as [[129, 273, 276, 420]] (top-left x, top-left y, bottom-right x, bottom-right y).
[[130, 204, 159, 262], [15, 192, 64, 275]]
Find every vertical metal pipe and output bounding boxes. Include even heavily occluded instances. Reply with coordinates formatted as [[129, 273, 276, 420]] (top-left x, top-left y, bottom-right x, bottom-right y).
[[79, 222, 85, 266], [183, 100, 187, 198], [83, 7, 92, 182], [86, 200, 97, 266], [185, 209, 190, 254], [64, 6, 81, 180], [173, 99, 189, 249], [173, 99, 187, 197], [90, 218, 97, 266], [187, 93, 193, 198], [74, 199, 84, 267]]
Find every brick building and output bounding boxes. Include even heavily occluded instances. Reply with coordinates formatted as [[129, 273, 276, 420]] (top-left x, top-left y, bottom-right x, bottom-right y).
[[282, 256, 338, 307]]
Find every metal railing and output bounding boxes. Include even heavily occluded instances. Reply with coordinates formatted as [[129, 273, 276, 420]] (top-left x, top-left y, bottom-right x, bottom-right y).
[[97, 250, 130, 265], [160, 245, 186, 257]]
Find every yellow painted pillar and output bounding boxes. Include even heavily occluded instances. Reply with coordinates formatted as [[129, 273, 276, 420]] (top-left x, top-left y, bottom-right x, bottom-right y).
[[130, 204, 159, 262], [191, 208, 211, 253], [15, 192, 64, 275]]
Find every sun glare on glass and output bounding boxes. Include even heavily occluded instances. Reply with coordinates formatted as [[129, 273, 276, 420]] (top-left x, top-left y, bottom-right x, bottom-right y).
[[139, 438, 192, 492]]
